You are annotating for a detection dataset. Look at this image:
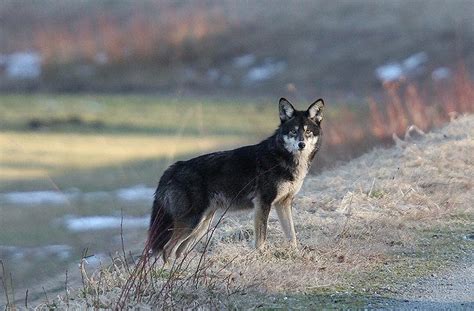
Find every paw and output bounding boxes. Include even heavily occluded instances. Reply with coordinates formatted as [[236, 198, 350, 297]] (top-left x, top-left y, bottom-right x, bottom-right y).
[[255, 241, 267, 252], [289, 240, 299, 250]]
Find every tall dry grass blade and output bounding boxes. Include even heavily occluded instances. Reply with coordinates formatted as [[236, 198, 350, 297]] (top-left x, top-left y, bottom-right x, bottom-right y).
[[1, 260, 11, 308], [385, 81, 408, 135], [24, 289, 28, 309], [368, 97, 388, 139], [405, 84, 429, 131]]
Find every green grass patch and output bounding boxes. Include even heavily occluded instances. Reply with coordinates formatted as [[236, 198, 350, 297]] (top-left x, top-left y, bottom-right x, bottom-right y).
[[0, 94, 278, 136]]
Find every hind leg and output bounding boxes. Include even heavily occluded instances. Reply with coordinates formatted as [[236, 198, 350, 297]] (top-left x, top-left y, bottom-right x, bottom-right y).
[[175, 211, 215, 258], [254, 196, 272, 250], [162, 221, 194, 263]]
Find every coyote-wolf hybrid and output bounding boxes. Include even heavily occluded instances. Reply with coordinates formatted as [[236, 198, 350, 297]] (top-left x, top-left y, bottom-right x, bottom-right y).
[[148, 98, 324, 262]]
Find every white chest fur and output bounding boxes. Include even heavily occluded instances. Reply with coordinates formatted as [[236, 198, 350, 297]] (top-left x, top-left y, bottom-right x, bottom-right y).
[[273, 150, 312, 204]]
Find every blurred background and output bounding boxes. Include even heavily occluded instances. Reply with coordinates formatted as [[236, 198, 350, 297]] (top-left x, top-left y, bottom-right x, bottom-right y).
[[0, 0, 473, 303]]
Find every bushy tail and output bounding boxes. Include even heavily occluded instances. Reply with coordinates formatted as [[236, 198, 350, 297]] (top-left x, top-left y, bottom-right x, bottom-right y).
[[148, 199, 173, 254]]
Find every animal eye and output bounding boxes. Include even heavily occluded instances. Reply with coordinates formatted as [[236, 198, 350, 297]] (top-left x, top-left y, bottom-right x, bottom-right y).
[[305, 130, 312, 135], [289, 129, 297, 135]]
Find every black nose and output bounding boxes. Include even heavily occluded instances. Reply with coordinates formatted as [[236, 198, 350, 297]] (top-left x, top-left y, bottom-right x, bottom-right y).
[[298, 142, 306, 149]]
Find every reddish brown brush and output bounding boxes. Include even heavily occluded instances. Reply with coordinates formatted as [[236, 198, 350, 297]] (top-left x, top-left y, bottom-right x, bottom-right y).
[[33, 5, 229, 64], [323, 66, 474, 154]]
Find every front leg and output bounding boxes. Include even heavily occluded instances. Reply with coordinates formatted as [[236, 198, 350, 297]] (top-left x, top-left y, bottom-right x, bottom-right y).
[[275, 198, 297, 248], [253, 197, 271, 250]]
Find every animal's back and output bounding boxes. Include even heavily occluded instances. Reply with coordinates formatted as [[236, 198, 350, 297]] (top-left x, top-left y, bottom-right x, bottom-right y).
[[148, 144, 261, 254]]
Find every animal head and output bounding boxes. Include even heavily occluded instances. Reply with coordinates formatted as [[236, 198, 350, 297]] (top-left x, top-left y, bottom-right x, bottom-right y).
[[277, 97, 324, 154]]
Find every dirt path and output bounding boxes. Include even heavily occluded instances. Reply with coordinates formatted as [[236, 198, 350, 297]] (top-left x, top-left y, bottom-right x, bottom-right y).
[[403, 259, 473, 303], [392, 250, 474, 309]]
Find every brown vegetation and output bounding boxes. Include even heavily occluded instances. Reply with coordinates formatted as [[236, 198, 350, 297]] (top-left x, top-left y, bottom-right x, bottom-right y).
[[317, 65, 474, 169]]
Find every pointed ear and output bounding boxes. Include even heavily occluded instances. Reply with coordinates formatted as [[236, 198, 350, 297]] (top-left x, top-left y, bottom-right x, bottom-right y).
[[279, 98, 295, 123], [307, 98, 324, 123]]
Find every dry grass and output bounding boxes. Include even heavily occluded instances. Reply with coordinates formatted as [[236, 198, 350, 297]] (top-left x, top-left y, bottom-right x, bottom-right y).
[[30, 114, 473, 309]]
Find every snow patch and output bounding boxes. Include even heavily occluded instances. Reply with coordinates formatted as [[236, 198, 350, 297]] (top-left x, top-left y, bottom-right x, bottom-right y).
[[432, 67, 452, 81], [0, 184, 154, 206], [115, 185, 155, 201], [232, 54, 256, 68], [244, 58, 287, 84], [2, 191, 69, 205], [64, 215, 149, 232], [0, 244, 72, 260], [2, 51, 41, 79], [375, 63, 404, 82], [402, 52, 428, 73], [375, 52, 428, 82]]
